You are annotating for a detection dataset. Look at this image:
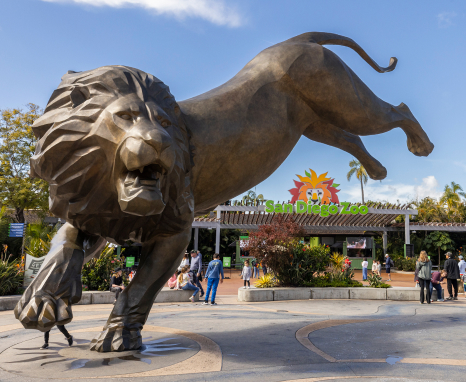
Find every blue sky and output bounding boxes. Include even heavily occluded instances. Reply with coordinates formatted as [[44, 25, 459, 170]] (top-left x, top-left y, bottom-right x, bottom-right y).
[[1, 0, 465, 204]]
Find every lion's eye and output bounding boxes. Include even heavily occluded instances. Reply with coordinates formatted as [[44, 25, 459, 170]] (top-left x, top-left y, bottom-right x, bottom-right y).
[[119, 113, 132, 121], [161, 120, 170, 128]]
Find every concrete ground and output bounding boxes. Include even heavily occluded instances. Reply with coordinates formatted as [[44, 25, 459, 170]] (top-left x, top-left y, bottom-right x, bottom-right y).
[[1, 297, 466, 382]]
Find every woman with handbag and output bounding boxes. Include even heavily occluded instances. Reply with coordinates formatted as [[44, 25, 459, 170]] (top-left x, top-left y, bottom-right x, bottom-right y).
[[416, 251, 432, 304]]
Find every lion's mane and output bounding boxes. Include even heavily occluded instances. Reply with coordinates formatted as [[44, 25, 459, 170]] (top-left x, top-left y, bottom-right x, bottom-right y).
[[32, 66, 194, 243]]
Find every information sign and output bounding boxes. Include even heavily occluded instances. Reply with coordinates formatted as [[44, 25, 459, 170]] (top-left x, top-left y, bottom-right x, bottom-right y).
[[9, 223, 25, 238], [223, 257, 231, 268], [24, 254, 45, 287], [126, 257, 135, 267]]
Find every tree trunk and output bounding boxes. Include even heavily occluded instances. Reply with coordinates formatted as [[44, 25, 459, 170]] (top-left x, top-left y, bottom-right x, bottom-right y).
[[15, 207, 24, 223], [360, 177, 365, 204]]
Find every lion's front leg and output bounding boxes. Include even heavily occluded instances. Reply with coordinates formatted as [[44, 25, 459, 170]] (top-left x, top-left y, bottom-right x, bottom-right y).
[[15, 223, 105, 332], [90, 228, 191, 352]]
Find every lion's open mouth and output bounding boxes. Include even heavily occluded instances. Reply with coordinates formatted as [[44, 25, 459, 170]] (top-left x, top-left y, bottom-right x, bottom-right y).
[[123, 163, 167, 195]]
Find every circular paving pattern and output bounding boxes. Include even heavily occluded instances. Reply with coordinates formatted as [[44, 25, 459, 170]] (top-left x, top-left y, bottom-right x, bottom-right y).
[[0, 325, 221, 379]]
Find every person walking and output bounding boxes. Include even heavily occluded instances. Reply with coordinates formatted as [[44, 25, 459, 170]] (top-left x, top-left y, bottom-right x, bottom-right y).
[[242, 260, 252, 288], [384, 254, 393, 281], [416, 251, 432, 304], [41, 324, 73, 349], [178, 266, 199, 302], [458, 255, 466, 292], [190, 250, 205, 297], [203, 253, 224, 306], [251, 260, 259, 278], [262, 262, 268, 276], [361, 257, 368, 281], [110, 268, 125, 302], [430, 270, 447, 302], [444, 252, 460, 300]]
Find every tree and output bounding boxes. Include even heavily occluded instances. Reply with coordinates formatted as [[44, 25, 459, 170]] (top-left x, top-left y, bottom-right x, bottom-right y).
[[423, 231, 455, 266], [241, 189, 265, 205], [412, 197, 445, 223], [347, 159, 368, 204], [0, 104, 49, 223], [440, 182, 465, 222]]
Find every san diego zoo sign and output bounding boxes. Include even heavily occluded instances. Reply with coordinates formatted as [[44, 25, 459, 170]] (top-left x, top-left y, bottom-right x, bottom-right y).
[[264, 169, 368, 217]]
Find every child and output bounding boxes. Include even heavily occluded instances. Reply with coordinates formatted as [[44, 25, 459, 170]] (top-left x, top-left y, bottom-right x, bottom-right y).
[[242, 260, 252, 288], [177, 266, 199, 302], [361, 257, 368, 281], [376, 261, 382, 277], [41, 325, 73, 349], [371, 260, 377, 274]]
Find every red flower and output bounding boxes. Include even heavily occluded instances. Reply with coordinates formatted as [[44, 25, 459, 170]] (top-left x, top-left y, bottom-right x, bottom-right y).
[[303, 248, 306, 251]]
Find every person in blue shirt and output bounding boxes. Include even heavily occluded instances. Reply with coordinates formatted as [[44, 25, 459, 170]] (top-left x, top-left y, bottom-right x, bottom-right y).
[[202, 253, 224, 305]]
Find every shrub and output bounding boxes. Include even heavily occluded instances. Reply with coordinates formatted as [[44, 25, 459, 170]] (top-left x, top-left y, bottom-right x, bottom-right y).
[[255, 273, 278, 288], [402, 258, 416, 272], [81, 244, 126, 291], [366, 273, 391, 288], [0, 250, 24, 296]]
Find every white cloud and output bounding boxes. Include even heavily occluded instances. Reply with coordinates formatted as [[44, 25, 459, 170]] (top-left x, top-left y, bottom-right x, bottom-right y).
[[437, 11, 457, 28], [42, 0, 243, 27], [342, 176, 442, 203]]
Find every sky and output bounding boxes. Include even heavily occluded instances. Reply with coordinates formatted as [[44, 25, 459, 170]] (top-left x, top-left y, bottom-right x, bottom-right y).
[[0, 0, 465, 204]]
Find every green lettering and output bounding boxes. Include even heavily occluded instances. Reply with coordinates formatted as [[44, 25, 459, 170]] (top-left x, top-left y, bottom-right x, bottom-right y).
[[350, 205, 359, 215], [311, 205, 321, 214], [275, 204, 284, 213], [284, 203, 293, 213], [265, 200, 274, 213], [320, 205, 329, 217], [359, 205, 368, 215], [296, 201, 307, 214], [329, 205, 339, 215], [340, 202, 350, 214]]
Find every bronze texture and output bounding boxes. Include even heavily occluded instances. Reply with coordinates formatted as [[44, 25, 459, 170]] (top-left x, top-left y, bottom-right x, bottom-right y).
[[15, 32, 433, 352]]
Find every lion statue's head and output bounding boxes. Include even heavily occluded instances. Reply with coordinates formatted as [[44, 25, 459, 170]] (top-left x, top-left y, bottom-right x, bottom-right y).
[[31, 66, 194, 243]]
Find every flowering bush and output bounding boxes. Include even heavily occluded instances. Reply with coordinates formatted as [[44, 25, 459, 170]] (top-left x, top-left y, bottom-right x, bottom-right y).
[[81, 244, 126, 291], [0, 247, 24, 296]]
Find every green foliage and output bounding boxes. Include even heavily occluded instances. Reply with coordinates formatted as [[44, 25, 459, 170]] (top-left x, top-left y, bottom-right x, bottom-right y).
[[254, 273, 278, 288], [308, 273, 363, 288], [187, 228, 241, 261], [0, 248, 24, 296], [366, 273, 386, 288], [24, 223, 58, 258], [0, 104, 49, 223], [347, 159, 368, 204], [81, 244, 126, 291], [401, 258, 416, 272]]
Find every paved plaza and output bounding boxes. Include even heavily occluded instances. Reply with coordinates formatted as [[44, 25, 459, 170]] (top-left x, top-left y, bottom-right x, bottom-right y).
[[1, 297, 465, 382]]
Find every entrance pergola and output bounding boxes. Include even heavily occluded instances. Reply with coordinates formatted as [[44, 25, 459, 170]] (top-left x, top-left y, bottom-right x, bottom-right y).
[[192, 203, 423, 254]]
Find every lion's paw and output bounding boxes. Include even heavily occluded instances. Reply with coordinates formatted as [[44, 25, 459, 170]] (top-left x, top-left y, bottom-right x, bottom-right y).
[[89, 324, 142, 352], [14, 293, 72, 332]]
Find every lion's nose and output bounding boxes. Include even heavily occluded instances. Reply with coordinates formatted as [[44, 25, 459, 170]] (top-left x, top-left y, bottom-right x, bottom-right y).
[[120, 138, 158, 172]]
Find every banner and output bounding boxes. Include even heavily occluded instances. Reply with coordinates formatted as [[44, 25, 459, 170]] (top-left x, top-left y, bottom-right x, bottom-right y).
[[23, 254, 45, 287]]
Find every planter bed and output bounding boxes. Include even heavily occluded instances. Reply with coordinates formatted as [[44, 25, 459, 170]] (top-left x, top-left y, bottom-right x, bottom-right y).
[[237, 286, 444, 302], [0, 287, 198, 311]]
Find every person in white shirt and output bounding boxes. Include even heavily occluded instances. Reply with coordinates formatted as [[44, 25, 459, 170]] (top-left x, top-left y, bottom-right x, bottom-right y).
[[178, 252, 190, 271], [458, 255, 466, 292], [371, 261, 377, 274], [362, 257, 369, 281]]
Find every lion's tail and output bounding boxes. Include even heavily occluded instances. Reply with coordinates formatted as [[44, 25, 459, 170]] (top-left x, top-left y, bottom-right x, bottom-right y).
[[285, 32, 397, 73]]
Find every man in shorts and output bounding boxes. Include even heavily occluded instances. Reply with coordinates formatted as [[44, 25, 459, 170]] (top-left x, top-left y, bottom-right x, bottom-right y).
[[384, 254, 393, 281]]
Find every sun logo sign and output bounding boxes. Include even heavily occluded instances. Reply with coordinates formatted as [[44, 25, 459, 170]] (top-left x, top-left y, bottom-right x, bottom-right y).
[[289, 169, 340, 205]]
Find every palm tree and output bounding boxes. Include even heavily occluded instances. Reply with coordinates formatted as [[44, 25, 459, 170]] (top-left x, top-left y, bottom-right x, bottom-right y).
[[347, 160, 368, 204], [412, 197, 445, 223], [440, 182, 466, 222], [241, 190, 265, 205]]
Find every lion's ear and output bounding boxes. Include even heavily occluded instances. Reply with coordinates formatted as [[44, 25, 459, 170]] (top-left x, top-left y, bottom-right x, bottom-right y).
[[70, 87, 89, 108]]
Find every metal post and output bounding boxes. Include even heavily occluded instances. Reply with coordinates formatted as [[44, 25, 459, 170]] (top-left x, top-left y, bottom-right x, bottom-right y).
[[405, 214, 410, 245], [383, 231, 388, 255], [194, 227, 199, 250], [215, 208, 221, 254]]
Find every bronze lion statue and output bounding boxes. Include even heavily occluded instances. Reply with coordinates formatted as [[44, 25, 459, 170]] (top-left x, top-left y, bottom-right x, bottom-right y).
[[15, 32, 433, 352]]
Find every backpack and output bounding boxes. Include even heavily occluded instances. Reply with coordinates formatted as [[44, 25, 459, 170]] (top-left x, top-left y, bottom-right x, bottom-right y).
[[390, 259, 394, 267]]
